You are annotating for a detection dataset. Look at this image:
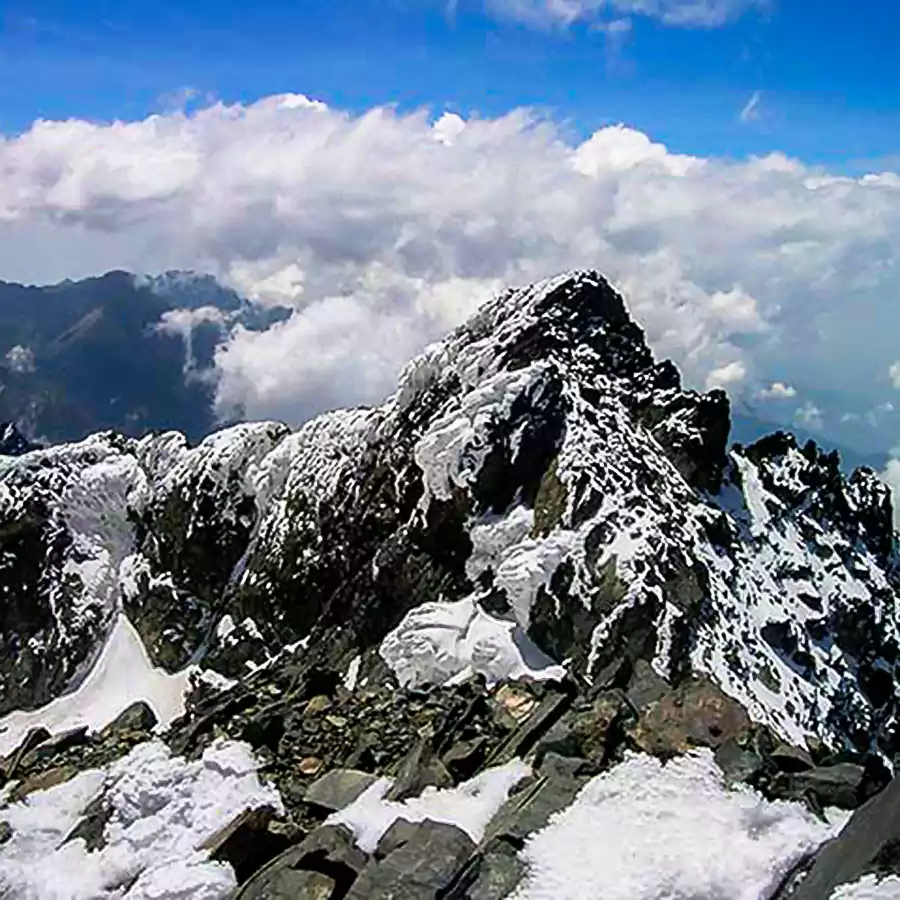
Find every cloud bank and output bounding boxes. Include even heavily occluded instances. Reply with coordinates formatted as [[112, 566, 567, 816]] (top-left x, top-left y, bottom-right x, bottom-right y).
[[1, 95, 899, 455]]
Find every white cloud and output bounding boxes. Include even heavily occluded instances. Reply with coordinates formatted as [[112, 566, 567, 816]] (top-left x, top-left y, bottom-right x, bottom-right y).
[[484, 0, 760, 28], [155, 306, 228, 373], [889, 360, 900, 388], [594, 16, 633, 37], [739, 90, 762, 123], [1, 96, 900, 432], [794, 402, 824, 432], [757, 381, 796, 400], [705, 360, 747, 390], [4, 345, 36, 374]]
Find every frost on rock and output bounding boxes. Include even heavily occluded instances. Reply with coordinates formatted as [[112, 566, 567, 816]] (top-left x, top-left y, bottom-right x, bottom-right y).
[[327, 757, 531, 853], [511, 750, 844, 900], [0, 739, 281, 900], [379, 596, 566, 688], [413, 363, 554, 506], [831, 875, 900, 899], [386, 271, 900, 756]]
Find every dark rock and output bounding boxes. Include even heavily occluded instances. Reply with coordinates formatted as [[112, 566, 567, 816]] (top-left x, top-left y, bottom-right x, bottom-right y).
[[772, 763, 868, 811], [442, 738, 488, 783], [375, 818, 422, 859], [61, 794, 112, 852], [625, 660, 670, 712], [304, 769, 380, 814], [3, 726, 52, 778], [567, 689, 630, 765], [714, 737, 765, 786], [201, 805, 288, 884], [100, 701, 158, 739], [785, 774, 900, 899], [0, 423, 39, 457], [241, 706, 287, 756], [628, 675, 752, 757], [531, 716, 581, 766], [537, 752, 590, 780], [486, 688, 573, 767], [532, 459, 568, 538], [234, 824, 368, 899], [347, 819, 476, 899], [386, 738, 453, 802], [484, 774, 584, 847], [454, 838, 526, 900], [17, 726, 89, 772], [9, 765, 77, 802], [0, 822, 12, 846], [770, 742, 815, 774]]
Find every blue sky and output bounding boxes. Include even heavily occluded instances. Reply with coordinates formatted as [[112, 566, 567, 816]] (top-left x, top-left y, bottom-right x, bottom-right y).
[[1, 0, 898, 167]]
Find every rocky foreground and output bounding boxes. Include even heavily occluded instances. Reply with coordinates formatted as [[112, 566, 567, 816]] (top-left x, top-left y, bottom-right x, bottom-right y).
[[1, 271, 900, 898]]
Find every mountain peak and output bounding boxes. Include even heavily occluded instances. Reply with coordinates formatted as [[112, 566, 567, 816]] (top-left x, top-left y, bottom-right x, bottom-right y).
[[1, 271, 900, 897]]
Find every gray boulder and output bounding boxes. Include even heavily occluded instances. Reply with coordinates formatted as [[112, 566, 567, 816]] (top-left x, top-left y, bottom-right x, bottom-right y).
[[785, 774, 900, 899], [347, 820, 475, 899], [234, 824, 368, 899], [304, 769, 380, 814]]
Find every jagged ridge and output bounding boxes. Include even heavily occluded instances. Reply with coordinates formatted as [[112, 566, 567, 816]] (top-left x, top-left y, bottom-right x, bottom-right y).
[[0, 270, 897, 764]]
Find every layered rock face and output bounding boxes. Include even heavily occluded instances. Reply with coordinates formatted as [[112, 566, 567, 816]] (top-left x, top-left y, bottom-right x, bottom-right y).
[[1, 271, 899, 898]]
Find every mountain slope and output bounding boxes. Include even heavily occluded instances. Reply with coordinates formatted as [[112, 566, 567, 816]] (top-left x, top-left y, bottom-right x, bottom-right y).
[[0, 270, 288, 444], [0, 270, 898, 899], [1, 270, 897, 751]]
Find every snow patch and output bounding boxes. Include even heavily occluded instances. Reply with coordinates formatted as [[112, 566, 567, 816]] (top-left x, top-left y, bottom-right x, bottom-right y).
[[831, 875, 900, 899], [327, 758, 530, 853], [466, 506, 535, 583], [0, 615, 192, 756], [379, 596, 566, 688], [0, 739, 281, 900], [343, 656, 362, 692], [511, 750, 845, 900], [414, 363, 552, 506]]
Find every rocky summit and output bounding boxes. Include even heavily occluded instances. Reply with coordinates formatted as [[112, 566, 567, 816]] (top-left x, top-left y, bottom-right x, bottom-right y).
[[0, 270, 899, 899]]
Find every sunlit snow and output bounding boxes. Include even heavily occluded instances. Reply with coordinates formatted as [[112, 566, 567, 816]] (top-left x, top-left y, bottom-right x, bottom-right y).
[[0, 739, 281, 900], [327, 757, 531, 853], [379, 596, 566, 688], [0, 615, 192, 756], [510, 750, 846, 900]]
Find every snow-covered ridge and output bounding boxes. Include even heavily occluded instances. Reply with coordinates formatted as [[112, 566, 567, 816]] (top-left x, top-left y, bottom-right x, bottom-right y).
[[0, 270, 897, 764]]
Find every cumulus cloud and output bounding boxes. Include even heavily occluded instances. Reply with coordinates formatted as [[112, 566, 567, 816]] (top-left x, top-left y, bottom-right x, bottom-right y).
[[705, 360, 747, 390], [757, 381, 796, 400], [1, 95, 900, 432], [155, 306, 228, 373], [889, 361, 900, 388], [794, 402, 824, 432], [4, 345, 36, 374], [483, 0, 760, 28]]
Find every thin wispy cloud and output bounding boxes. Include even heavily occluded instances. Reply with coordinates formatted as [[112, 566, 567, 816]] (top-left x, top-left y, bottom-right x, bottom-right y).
[[484, 0, 763, 29], [739, 90, 762, 122]]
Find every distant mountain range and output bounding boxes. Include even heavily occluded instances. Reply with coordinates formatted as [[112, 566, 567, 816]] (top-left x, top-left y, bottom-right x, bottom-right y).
[[0, 270, 288, 444], [730, 403, 887, 476]]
